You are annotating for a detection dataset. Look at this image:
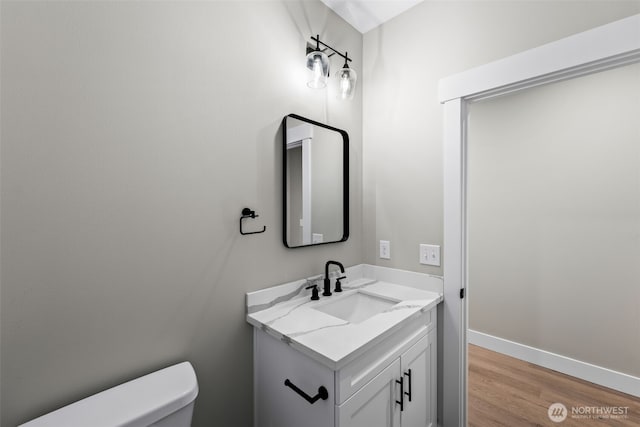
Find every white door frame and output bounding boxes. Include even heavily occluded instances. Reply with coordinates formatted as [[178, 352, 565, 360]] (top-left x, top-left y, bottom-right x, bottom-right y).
[[438, 14, 640, 426]]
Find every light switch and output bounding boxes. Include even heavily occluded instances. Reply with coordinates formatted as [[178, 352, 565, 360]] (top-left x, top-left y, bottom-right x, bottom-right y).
[[420, 244, 440, 266], [379, 240, 391, 259], [312, 233, 323, 244]]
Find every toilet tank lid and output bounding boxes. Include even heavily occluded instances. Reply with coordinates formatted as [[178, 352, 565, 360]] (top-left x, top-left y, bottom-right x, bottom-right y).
[[19, 361, 198, 427]]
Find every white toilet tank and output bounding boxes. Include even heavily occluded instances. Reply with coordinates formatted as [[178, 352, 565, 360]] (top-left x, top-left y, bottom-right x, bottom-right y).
[[19, 362, 199, 427]]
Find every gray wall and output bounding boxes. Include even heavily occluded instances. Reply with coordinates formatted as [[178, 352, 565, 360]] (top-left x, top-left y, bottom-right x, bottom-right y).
[[311, 125, 344, 242], [0, 1, 362, 426], [468, 63, 640, 377], [362, 1, 640, 274]]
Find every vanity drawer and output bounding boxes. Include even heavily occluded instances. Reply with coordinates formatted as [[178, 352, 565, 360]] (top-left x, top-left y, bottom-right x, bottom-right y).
[[335, 308, 434, 405]]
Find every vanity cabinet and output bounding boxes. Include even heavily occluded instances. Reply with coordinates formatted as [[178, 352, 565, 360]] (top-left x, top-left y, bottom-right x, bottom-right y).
[[253, 308, 437, 427]]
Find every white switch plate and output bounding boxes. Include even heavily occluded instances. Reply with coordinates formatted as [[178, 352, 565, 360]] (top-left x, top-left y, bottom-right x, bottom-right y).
[[312, 233, 323, 244], [379, 240, 391, 259], [420, 244, 440, 266]]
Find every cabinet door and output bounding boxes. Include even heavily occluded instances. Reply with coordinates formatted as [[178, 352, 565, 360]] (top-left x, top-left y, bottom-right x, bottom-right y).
[[400, 330, 436, 427], [254, 329, 334, 427], [337, 359, 401, 427]]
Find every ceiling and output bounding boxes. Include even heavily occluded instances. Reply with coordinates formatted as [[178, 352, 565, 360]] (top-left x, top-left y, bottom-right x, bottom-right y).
[[320, 0, 424, 33]]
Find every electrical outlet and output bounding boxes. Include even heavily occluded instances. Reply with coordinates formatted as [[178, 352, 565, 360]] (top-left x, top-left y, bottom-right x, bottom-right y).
[[420, 244, 440, 266], [379, 240, 391, 259]]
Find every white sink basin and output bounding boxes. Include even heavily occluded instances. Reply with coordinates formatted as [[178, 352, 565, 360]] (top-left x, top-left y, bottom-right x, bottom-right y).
[[313, 291, 397, 324]]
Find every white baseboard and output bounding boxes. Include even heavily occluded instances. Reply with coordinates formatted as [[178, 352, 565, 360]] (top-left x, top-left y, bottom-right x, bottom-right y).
[[468, 329, 640, 398]]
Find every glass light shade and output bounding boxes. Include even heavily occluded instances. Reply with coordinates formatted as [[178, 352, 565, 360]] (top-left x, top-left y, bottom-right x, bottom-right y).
[[337, 66, 357, 100], [306, 50, 330, 89]]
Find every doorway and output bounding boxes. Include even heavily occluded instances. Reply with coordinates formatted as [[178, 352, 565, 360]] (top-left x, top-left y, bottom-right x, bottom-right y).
[[439, 14, 640, 426], [466, 61, 640, 425]]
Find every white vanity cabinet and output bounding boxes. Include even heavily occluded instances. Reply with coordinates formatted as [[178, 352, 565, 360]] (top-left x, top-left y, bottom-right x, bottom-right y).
[[253, 308, 437, 427]]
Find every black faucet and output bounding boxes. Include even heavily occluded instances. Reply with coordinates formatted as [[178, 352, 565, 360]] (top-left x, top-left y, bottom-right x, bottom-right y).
[[323, 260, 345, 296]]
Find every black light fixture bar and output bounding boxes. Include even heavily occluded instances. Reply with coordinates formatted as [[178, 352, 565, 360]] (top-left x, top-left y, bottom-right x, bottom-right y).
[[310, 35, 352, 63]]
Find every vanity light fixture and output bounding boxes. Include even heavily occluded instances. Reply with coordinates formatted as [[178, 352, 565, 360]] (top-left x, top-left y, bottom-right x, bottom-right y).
[[337, 52, 357, 100], [306, 35, 357, 99], [306, 35, 330, 89]]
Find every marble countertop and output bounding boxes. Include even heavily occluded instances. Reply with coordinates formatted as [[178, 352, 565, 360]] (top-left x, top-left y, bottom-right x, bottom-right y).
[[246, 265, 443, 370]]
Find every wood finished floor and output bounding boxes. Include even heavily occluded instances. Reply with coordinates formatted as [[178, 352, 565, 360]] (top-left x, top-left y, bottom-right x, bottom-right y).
[[468, 344, 640, 426]]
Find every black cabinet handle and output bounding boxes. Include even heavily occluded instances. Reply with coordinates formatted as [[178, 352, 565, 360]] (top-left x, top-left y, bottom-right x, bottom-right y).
[[404, 369, 412, 402], [284, 379, 328, 404], [395, 376, 404, 411]]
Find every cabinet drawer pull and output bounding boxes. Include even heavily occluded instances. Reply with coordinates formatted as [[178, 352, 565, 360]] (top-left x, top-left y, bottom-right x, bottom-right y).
[[284, 379, 328, 404], [395, 377, 404, 411], [404, 369, 412, 402]]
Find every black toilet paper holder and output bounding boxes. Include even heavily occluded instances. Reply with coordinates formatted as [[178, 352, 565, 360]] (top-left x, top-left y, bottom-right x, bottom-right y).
[[239, 208, 266, 235]]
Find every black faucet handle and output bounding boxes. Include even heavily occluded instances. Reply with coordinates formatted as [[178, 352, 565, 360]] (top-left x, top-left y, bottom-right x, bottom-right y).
[[305, 284, 320, 301], [334, 276, 346, 293]]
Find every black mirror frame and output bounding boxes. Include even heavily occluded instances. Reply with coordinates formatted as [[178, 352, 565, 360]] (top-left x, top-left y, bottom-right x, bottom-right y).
[[282, 114, 349, 248]]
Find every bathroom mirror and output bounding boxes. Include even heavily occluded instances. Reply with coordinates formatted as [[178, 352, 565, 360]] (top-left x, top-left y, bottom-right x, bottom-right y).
[[283, 114, 349, 248]]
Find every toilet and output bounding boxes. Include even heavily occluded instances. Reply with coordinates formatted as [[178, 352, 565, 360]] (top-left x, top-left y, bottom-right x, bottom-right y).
[[19, 361, 198, 427]]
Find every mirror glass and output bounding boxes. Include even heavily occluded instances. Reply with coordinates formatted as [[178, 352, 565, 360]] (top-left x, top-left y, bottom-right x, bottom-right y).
[[283, 114, 349, 248]]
